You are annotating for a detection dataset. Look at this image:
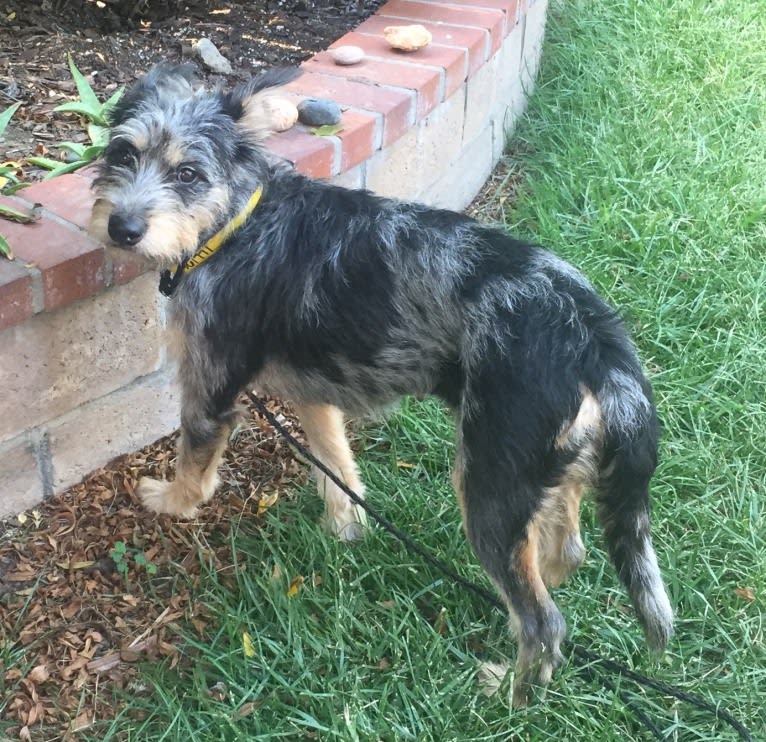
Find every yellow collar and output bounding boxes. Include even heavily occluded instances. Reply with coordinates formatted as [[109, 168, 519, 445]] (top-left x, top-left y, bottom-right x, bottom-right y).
[[159, 185, 263, 297]]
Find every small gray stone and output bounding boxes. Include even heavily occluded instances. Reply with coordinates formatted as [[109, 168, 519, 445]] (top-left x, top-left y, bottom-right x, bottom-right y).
[[297, 98, 342, 126], [330, 45, 365, 66], [194, 38, 233, 75]]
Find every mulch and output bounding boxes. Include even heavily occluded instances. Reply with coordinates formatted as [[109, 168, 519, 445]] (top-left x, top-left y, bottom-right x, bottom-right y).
[[0, 0, 385, 163], [0, 397, 307, 740]]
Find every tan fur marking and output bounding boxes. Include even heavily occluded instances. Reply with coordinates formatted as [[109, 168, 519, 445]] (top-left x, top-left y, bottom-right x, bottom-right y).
[[556, 387, 603, 449], [139, 210, 200, 264], [452, 453, 467, 529], [88, 198, 113, 245], [518, 521, 550, 602], [124, 184, 231, 265], [238, 91, 282, 143], [294, 403, 367, 541], [535, 483, 586, 588], [163, 138, 187, 168]]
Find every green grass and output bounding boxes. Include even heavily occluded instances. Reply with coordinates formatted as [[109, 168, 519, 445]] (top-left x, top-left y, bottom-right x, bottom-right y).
[[82, 1, 765, 738]]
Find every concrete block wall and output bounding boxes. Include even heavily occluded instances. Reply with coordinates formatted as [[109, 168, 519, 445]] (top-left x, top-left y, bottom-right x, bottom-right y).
[[0, 0, 549, 517]]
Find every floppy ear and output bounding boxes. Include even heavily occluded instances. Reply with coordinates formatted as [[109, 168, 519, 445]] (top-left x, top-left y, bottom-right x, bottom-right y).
[[109, 63, 195, 126], [223, 67, 302, 142]]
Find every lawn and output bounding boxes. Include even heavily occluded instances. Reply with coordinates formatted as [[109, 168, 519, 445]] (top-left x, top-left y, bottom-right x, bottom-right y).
[[8, 0, 766, 739]]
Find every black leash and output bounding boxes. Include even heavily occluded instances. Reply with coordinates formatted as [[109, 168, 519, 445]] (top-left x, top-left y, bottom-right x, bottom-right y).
[[247, 391, 754, 742]]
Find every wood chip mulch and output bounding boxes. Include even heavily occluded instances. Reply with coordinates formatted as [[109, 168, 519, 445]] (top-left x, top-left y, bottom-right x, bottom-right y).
[[0, 397, 306, 741]]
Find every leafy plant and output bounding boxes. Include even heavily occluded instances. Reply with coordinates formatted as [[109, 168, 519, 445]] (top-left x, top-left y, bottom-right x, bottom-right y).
[[110, 540, 157, 587], [0, 101, 32, 259], [27, 55, 123, 179], [0, 102, 22, 191]]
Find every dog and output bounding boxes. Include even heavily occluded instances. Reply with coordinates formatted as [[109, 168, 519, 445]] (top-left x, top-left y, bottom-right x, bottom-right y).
[[90, 64, 674, 706]]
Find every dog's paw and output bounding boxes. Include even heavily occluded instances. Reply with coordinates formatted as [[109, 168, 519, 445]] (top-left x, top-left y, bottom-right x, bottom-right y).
[[137, 477, 198, 518], [324, 501, 368, 542]]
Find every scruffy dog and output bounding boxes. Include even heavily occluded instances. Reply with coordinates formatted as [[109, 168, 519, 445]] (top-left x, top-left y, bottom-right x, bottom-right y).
[[91, 64, 673, 706]]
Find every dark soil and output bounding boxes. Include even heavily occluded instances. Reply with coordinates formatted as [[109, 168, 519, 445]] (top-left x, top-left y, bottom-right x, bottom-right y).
[[0, 0, 384, 161]]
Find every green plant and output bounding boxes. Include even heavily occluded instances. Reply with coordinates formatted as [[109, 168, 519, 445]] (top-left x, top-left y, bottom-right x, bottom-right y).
[[0, 101, 22, 191], [27, 55, 123, 179], [110, 540, 158, 586], [0, 101, 35, 259]]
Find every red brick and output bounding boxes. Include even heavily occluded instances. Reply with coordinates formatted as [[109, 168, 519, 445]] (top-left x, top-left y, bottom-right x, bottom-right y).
[[329, 31, 468, 99], [265, 127, 337, 179], [333, 110, 379, 172], [109, 247, 151, 286], [0, 213, 106, 311], [304, 52, 442, 119], [410, 0, 518, 28], [380, 0, 505, 54], [286, 72, 414, 146], [356, 14, 490, 76], [0, 260, 35, 331], [18, 173, 96, 232]]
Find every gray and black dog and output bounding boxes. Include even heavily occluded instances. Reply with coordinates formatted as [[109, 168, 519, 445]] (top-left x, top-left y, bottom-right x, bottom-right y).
[[91, 64, 673, 706]]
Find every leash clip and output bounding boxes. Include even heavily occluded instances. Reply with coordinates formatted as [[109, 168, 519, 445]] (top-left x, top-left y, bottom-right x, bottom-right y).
[[159, 264, 185, 298]]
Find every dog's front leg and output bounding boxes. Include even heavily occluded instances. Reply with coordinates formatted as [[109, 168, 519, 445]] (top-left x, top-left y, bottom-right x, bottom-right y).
[[138, 417, 232, 517], [138, 361, 238, 518], [294, 403, 368, 541]]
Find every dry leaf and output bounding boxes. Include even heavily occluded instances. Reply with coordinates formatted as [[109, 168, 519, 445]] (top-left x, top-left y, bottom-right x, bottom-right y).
[[287, 575, 304, 598], [734, 586, 756, 602], [242, 631, 256, 658], [396, 460, 414, 469], [232, 701, 260, 720], [70, 709, 94, 732], [257, 491, 279, 514], [27, 665, 50, 684]]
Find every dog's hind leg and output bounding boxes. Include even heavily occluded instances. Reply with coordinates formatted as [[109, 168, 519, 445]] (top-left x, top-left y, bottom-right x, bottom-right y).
[[457, 402, 567, 706], [460, 481, 567, 706], [294, 403, 367, 542]]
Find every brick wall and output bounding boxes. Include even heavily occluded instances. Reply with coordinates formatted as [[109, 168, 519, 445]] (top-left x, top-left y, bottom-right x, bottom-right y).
[[0, 0, 549, 517]]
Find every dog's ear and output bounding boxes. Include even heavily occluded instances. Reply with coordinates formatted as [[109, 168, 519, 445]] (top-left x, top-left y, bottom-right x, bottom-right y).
[[109, 63, 195, 127], [223, 68, 302, 142]]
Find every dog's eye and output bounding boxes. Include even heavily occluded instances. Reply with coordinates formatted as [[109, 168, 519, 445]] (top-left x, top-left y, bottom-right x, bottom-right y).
[[177, 167, 199, 185], [107, 145, 136, 167]]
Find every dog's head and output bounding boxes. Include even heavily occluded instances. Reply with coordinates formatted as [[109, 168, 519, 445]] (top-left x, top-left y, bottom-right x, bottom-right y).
[[90, 64, 299, 266]]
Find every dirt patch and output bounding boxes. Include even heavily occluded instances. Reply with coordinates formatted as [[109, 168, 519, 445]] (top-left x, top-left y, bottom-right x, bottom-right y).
[[0, 396, 308, 739], [0, 0, 384, 161]]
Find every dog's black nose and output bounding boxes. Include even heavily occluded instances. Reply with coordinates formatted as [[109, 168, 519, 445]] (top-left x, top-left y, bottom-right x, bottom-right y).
[[108, 212, 147, 246]]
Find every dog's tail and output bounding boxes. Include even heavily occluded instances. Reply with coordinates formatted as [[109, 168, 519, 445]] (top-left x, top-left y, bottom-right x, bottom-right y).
[[587, 340, 674, 652]]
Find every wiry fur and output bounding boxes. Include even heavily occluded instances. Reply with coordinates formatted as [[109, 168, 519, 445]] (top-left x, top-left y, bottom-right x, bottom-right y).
[[91, 65, 674, 706]]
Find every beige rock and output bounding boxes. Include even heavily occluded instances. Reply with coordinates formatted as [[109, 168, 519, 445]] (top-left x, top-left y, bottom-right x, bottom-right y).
[[330, 45, 365, 66], [383, 24, 432, 52], [264, 97, 299, 132]]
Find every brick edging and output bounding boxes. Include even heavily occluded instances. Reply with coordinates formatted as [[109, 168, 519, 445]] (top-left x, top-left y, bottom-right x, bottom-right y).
[[0, 0, 549, 516]]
